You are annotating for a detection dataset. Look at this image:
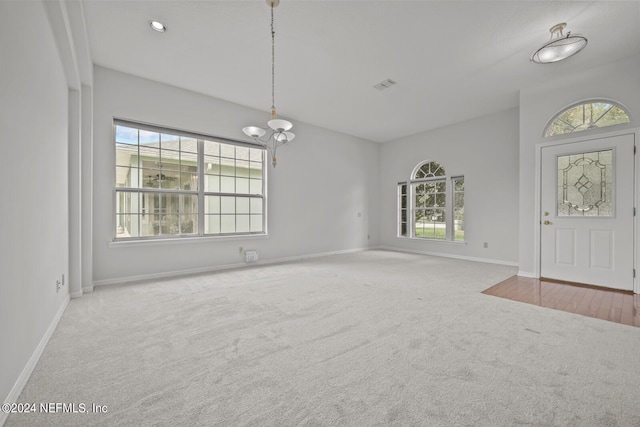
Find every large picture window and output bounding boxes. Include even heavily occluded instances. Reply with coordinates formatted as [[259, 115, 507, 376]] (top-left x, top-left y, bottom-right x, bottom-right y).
[[397, 161, 464, 241], [115, 120, 266, 240]]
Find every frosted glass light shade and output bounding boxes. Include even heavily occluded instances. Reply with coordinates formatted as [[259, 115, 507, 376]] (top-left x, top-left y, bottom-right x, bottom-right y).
[[531, 36, 587, 63], [267, 119, 293, 131], [274, 131, 295, 143], [531, 23, 587, 64], [242, 126, 267, 138]]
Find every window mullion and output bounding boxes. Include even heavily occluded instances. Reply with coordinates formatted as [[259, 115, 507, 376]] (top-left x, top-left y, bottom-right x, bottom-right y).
[[409, 183, 415, 238], [197, 139, 205, 236], [446, 176, 453, 240]]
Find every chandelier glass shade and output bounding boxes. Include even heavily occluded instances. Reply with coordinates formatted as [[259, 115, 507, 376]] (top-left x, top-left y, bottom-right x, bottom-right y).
[[242, 0, 295, 167], [531, 23, 588, 64]]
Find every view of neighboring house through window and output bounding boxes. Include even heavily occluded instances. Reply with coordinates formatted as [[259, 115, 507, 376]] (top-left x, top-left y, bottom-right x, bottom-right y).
[[115, 120, 265, 240], [397, 161, 464, 241]]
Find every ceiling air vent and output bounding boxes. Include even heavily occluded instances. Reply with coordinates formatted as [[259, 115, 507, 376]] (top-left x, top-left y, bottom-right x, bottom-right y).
[[373, 79, 397, 91]]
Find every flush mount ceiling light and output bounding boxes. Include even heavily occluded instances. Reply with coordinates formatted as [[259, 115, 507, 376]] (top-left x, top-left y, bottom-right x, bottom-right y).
[[242, 0, 295, 168], [531, 23, 587, 64], [149, 20, 167, 33]]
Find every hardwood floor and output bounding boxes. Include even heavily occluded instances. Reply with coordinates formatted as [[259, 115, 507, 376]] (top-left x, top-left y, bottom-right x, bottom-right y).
[[483, 276, 640, 328]]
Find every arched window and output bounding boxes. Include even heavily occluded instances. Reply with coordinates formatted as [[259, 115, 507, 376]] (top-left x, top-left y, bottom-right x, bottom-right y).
[[544, 100, 630, 137], [414, 161, 445, 179], [398, 161, 464, 241]]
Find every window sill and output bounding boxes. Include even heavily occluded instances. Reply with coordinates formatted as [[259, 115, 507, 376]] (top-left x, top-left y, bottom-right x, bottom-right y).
[[396, 236, 468, 245], [109, 233, 269, 248]]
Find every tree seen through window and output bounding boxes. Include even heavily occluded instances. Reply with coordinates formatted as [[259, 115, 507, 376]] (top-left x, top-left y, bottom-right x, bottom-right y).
[[398, 161, 464, 241], [545, 101, 630, 137]]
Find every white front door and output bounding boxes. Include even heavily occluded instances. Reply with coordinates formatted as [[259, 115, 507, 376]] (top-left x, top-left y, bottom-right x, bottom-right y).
[[540, 134, 635, 291]]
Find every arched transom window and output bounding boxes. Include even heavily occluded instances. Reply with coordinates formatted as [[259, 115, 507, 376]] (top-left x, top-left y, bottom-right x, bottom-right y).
[[414, 161, 445, 179], [398, 161, 464, 241], [544, 100, 630, 137]]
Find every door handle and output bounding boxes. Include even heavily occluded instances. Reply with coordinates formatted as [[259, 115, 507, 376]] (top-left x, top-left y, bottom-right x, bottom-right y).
[[543, 220, 550, 225]]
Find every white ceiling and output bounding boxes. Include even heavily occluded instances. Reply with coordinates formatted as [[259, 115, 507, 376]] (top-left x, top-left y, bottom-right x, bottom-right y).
[[81, 0, 640, 143]]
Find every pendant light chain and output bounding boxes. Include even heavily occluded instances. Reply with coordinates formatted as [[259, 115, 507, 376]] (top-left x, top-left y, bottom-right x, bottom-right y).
[[271, 5, 276, 119], [241, 0, 296, 168]]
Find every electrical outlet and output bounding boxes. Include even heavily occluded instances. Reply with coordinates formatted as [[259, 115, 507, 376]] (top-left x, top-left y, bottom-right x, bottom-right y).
[[239, 246, 244, 254], [56, 280, 61, 292], [483, 242, 489, 248]]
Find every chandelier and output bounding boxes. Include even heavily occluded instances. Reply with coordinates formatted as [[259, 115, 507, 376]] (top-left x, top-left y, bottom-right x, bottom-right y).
[[531, 23, 588, 64], [242, 0, 295, 167]]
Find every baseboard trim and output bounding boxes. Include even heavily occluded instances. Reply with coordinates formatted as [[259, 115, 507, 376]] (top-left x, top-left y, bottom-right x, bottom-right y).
[[376, 246, 519, 267], [1, 295, 70, 427], [517, 271, 537, 278], [93, 247, 370, 287]]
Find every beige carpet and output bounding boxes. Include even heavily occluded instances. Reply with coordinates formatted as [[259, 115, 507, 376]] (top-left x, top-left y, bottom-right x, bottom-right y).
[[6, 250, 640, 426]]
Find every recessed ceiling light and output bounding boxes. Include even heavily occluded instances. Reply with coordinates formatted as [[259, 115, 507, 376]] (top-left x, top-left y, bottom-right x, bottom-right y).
[[149, 20, 167, 33]]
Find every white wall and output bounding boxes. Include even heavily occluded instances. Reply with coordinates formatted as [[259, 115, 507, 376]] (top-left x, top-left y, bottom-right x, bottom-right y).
[[378, 108, 520, 264], [92, 67, 379, 284], [0, 0, 70, 408], [518, 54, 640, 276]]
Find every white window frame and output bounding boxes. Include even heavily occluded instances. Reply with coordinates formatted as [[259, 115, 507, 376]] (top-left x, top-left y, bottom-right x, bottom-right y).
[[543, 99, 632, 138], [397, 182, 408, 237], [410, 176, 448, 240], [452, 176, 465, 242], [113, 119, 267, 241], [397, 161, 464, 242]]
